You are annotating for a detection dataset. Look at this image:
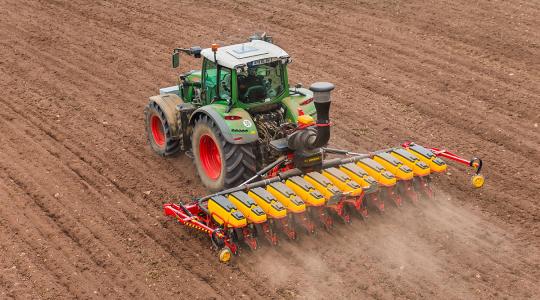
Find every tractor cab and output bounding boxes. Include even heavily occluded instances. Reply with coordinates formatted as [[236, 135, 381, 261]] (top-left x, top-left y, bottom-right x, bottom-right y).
[[148, 34, 323, 191], [172, 36, 291, 110]]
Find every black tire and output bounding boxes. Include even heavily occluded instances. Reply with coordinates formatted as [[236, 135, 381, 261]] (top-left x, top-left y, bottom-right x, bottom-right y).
[[192, 115, 256, 192], [144, 101, 181, 156]]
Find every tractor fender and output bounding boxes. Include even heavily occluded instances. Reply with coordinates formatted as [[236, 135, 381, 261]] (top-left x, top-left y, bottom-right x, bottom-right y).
[[190, 104, 259, 145], [148, 93, 183, 138]]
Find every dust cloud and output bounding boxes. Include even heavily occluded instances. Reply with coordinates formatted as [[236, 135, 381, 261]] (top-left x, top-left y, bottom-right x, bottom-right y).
[[242, 189, 539, 299]]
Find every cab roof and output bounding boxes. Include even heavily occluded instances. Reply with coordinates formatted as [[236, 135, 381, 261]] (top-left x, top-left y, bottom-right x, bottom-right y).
[[200, 40, 289, 69]]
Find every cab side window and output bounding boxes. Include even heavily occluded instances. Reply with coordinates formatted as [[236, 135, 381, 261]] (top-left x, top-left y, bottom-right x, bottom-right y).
[[203, 58, 217, 103], [219, 67, 232, 101], [203, 58, 232, 103]]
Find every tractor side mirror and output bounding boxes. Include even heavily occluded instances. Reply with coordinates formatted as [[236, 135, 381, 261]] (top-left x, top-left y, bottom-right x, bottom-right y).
[[172, 52, 180, 68]]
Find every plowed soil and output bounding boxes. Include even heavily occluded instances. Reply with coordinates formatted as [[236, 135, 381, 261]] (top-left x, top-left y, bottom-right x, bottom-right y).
[[1, 0, 539, 299]]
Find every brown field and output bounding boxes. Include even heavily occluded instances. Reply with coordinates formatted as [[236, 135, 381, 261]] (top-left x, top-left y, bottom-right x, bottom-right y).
[[1, 0, 539, 299]]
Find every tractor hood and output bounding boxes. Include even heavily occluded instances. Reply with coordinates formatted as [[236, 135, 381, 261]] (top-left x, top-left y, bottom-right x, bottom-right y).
[[201, 40, 290, 70]]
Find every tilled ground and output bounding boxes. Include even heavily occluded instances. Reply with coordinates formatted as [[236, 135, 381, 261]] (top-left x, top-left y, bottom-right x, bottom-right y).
[[0, 0, 539, 299]]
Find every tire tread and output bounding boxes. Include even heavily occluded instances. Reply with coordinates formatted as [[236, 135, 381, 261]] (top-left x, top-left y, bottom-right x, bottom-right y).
[[194, 116, 256, 190], [144, 101, 181, 156]]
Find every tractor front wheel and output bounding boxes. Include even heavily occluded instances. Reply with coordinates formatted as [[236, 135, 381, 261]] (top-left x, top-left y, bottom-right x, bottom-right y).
[[144, 101, 181, 156], [192, 115, 256, 192]]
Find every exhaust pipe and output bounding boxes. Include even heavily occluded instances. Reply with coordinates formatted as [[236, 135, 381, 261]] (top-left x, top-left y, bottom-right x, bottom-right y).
[[287, 82, 335, 151], [308, 82, 334, 149]]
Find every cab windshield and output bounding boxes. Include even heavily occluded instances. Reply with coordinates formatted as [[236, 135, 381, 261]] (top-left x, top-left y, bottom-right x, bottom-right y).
[[237, 61, 284, 104]]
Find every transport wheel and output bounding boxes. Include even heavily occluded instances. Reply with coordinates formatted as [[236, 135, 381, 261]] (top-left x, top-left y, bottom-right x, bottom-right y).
[[144, 101, 180, 156], [192, 115, 256, 192], [218, 247, 232, 263]]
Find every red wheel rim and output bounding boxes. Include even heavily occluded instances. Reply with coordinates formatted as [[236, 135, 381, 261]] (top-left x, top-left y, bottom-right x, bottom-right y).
[[199, 134, 222, 180], [151, 115, 165, 147]]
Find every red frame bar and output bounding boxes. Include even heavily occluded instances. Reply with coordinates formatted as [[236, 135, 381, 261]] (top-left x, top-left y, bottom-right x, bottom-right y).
[[402, 142, 482, 175], [164, 203, 215, 234], [402, 142, 474, 167], [429, 147, 471, 166]]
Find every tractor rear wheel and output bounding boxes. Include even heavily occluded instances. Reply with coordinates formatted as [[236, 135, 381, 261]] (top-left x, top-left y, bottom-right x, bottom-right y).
[[144, 101, 181, 156], [192, 115, 256, 192]]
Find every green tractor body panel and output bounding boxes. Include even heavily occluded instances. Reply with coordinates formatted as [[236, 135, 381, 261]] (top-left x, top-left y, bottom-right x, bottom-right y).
[[281, 88, 316, 123], [190, 103, 259, 144], [186, 71, 202, 83], [178, 71, 202, 103]]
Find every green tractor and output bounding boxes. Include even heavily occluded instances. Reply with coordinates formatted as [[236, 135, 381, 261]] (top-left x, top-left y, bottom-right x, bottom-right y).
[[144, 33, 323, 191]]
